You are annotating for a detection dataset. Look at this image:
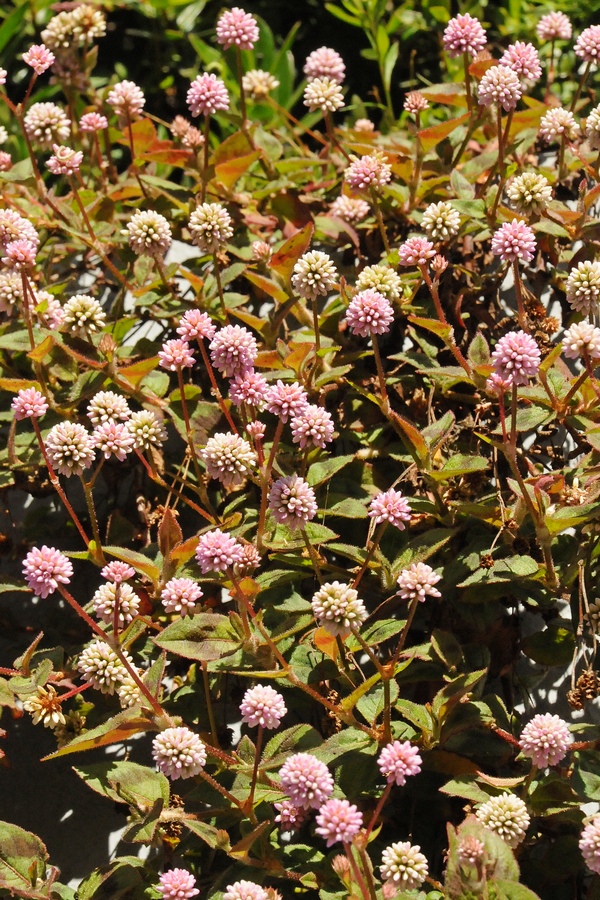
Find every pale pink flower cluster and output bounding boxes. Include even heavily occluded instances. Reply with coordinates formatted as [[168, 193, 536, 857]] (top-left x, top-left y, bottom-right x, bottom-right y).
[[344, 152, 392, 191], [303, 77, 344, 113], [265, 381, 308, 422], [304, 47, 345, 83], [575, 25, 600, 63], [500, 42, 541, 81], [274, 799, 309, 831], [311, 581, 367, 636], [381, 842, 429, 891], [344, 289, 394, 337], [79, 112, 108, 132], [397, 562, 441, 601], [161, 578, 203, 616], [269, 474, 317, 530], [404, 91, 429, 114], [491, 330, 541, 386], [200, 433, 257, 485], [563, 322, 600, 360], [177, 309, 216, 342], [539, 108, 580, 143], [195, 529, 244, 573], [398, 236, 436, 267], [368, 489, 411, 529], [580, 817, 600, 874], [229, 371, 268, 408], [240, 684, 287, 729], [12, 388, 48, 420], [215, 7, 259, 51], [223, 881, 268, 900], [537, 12, 572, 42], [378, 740, 423, 785], [157, 869, 199, 900], [187, 73, 230, 117], [23, 546, 73, 598], [23, 44, 55, 75], [491, 219, 536, 263], [315, 798, 363, 846], [279, 752, 334, 808], [519, 713, 572, 767], [93, 421, 135, 461], [92, 582, 140, 626], [101, 561, 135, 583], [158, 339, 195, 371], [329, 195, 370, 222], [290, 404, 334, 449], [478, 65, 522, 111], [152, 726, 206, 780], [107, 80, 145, 119], [45, 421, 96, 476], [442, 13, 487, 58], [210, 325, 258, 377]]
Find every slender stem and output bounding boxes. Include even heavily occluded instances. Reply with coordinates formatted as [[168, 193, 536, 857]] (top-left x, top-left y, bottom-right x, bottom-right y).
[[357, 848, 379, 900], [545, 39, 556, 103], [197, 767, 250, 816], [509, 383, 518, 447], [256, 419, 284, 551], [133, 448, 213, 522], [344, 844, 371, 900], [570, 60, 592, 113], [353, 523, 386, 590], [201, 115, 211, 203], [351, 627, 385, 676], [560, 367, 590, 411], [419, 266, 472, 375], [176, 366, 204, 489], [557, 133, 567, 182], [390, 594, 420, 669], [301, 527, 323, 584], [32, 420, 92, 550], [369, 186, 390, 254], [213, 252, 228, 321], [235, 46, 248, 125], [247, 724, 263, 810], [325, 111, 351, 161], [80, 476, 104, 562], [512, 259, 527, 329], [382, 676, 392, 743], [197, 341, 238, 433], [490, 104, 505, 221], [463, 52, 473, 111], [202, 661, 219, 746], [371, 338, 389, 411], [311, 298, 321, 355]]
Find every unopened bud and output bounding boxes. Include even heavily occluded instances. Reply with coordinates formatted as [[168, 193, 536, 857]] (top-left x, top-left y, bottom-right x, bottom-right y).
[[432, 254, 448, 275], [98, 333, 117, 359]]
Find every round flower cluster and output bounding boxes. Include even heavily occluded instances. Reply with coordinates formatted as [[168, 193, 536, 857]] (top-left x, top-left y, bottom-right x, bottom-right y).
[[93, 421, 135, 461], [421, 201, 461, 241], [177, 309, 216, 342], [195, 529, 244, 573], [585, 104, 600, 149], [290, 404, 334, 449], [580, 817, 600, 874], [23, 102, 71, 146], [161, 578, 203, 616], [291, 250, 338, 300], [126, 211, 172, 258], [242, 70, 280, 99], [23, 546, 73, 598], [397, 562, 441, 601], [62, 294, 106, 332], [491, 330, 541, 386], [129, 410, 168, 450], [156, 869, 199, 900], [404, 91, 429, 114], [188, 203, 233, 253], [398, 236, 436, 267], [279, 752, 334, 808], [380, 842, 429, 891], [223, 881, 268, 900], [537, 12, 572, 41], [519, 713, 572, 767], [210, 325, 257, 377], [92, 582, 140, 627], [344, 289, 394, 337], [158, 339, 195, 371], [378, 740, 422, 785], [304, 46, 345, 83], [491, 219, 536, 264], [315, 798, 363, 846], [12, 388, 48, 421], [344, 152, 392, 191], [215, 7, 259, 51], [476, 792, 530, 848], [303, 77, 344, 114], [575, 25, 600, 63], [152, 726, 206, 780], [311, 581, 367, 637], [539, 108, 580, 143], [506, 172, 552, 215], [107, 81, 145, 119], [563, 321, 600, 360], [478, 65, 522, 111], [87, 391, 131, 426], [457, 836, 486, 866], [78, 640, 131, 694], [45, 421, 96, 476], [187, 73, 229, 117], [23, 44, 55, 75], [0, 210, 39, 250], [500, 42, 541, 81], [355, 265, 402, 301], [329, 195, 370, 223], [240, 684, 287, 729], [369, 488, 411, 529], [566, 260, 600, 314], [229, 371, 268, 408], [268, 474, 317, 530], [265, 381, 309, 422], [442, 13, 487, 57], [47, 144, 83, 176], [200, 433, 257, 486], [101, 561, 135, 583]]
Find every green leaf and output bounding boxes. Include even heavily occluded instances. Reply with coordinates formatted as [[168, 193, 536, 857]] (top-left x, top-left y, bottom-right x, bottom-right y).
[[73, 760, 169, 808], [102, 546, 160, 587], [312, 726, 376, 763], [382, 42, 399, 93], [392, 528, 456, 574], [468, 332, 490, 365], [420, 411, 455, 451], [520, 623, 575, 666], [545, 502, 600, 535], [346, 619, 406, 651], [183, 818, 231, 851], [428, 453, 489, 482], [43, 709, 155, 759], [450, 169, 475, 200], [263, 724, 322, 765], [439, 776, 490, 804], [458, 555, 539, 587], [76, 857, 147, 900], [306, 454, 354, 486], [153, 613, 243, 662], [0, 821, 47, 895], [572, 750, 600, 801], [418, 113, 470, 152], [494, 881, 542, 900]]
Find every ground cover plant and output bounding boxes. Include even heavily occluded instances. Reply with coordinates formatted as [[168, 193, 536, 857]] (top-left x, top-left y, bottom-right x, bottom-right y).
[[2, 1, 600, 898]]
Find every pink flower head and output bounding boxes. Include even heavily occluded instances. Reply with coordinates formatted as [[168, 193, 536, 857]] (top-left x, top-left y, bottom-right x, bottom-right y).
[[404, 91, 429, 114], [246, 420, 266, 440], [0, 152, 11, 172], [0, 69, 7, 86], [210, 325, 258, 377], [157, 869, 199, 900], [23, 545, 73, 598], [159, 339, 195, 371], [101, 561, 135, 583], [200, 433, 256, 486], [329, 195, 370, 223], [575, 25, 600, 63], [397, 562, 441, 601], [161, 577, 203, 616], [93, 421, 135, 461], [478, 65, 522, 111], [229, 370, 269, 408], [500, 42, 542, 81], [2, 239, 36, 270], [0, 210, 39, 250], [152, 726, 206, 780], [269, 474, 317, 530], [290, 404, 334, 449], [187, 73, 230, 117], [563, 321, 600, 360], [315, 798, 363, 847], [274, 799, 309, 831], [279, 752, 334, 809], [491, 330, 541, 386], [223, 882, 268, 900], [398, 236, 436, 267], [378, 740, 422, 786], [368, 489, 411, 529], [537, 12, 572, 42], [45, 421, 96, 476], [491, 218, 536, 263], [265, 381, 309, 422], [12, 387, 48, 420], [23, 44, 55, 75], [443, 13, 487, 58], [519, 713, 572, 768], [345, 289, 394, 337], [177, 309, 216, 342], [539, 108, 580, 143], [106, 80, 145, 119], [580, 817, 600, 874], [195, 529, 244, 573], [344, 152, 392, 191], [79, 112, 108, 132], [47, 144, 83, 175], [304, 47, 345, 84], [240, 684, 287, 729], [216, 7, 259, 51], [457, 836, 486, 866]]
